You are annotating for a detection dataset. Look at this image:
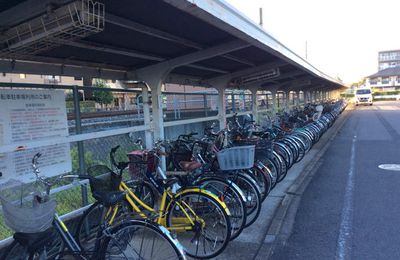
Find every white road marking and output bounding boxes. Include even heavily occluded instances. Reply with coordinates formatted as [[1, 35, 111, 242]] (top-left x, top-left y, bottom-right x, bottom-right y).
[[378, 164, 400, 171], [336, 135, 357, 260]]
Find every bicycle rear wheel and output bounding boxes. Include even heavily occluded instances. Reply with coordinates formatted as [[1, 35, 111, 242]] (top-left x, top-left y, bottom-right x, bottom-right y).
[[166, 190, 231, 259], [102, 219, 185, 260], [196, 176, 247, 240], [1, 240, 30, 260], [230, 172, 262, 227]]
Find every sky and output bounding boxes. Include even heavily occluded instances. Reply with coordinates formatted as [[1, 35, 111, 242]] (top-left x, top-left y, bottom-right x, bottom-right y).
[[227, 0, 400, 85]]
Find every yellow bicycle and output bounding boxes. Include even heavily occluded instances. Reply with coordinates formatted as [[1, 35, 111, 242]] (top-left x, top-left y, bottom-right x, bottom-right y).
[[76, 146, 231, 259]]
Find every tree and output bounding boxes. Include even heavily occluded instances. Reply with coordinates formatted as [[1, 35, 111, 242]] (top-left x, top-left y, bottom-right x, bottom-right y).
[[93, 79, 113, 109]]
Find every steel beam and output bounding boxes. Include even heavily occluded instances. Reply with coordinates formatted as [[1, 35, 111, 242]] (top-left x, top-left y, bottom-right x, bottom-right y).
[[256, 71, 306, 89], [18, 55, 127, 72], [0, 59, 127, 80], [134, 40, 249, 76], [209, 60, 287, 85], [106, 14, 255, 67], [62, 40, 228, 74]]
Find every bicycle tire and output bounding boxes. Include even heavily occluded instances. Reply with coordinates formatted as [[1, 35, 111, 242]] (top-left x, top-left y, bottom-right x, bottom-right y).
[[195, 176, 247, 240], [230, 172, 262, 228], [166, 190, 231, 259], [101, 219, 186, 260], [1, 240, 31, 260], [76, 202, 104, 253], [2, 229, 64, 260]]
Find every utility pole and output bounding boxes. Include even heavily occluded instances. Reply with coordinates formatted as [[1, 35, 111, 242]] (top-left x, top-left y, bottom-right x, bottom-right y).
[[259, 8, 263, 27], [305, 40, 308, 60]]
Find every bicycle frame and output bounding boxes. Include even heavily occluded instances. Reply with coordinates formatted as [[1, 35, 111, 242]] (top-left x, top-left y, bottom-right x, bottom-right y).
[[107, 166, 230, 233], [53, 209, 111, 259]]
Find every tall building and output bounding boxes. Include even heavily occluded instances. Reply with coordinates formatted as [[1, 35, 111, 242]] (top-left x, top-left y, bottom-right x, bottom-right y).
[[378, 50, 400, 71]]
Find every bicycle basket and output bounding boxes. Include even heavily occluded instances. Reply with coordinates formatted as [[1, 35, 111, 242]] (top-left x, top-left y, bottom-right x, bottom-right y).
[[0, 182, 56, 233], [234, 138, 273, 160], [86, 165, 121, 194], [216, 145, 255, 171], [127, 150, 158, 179]]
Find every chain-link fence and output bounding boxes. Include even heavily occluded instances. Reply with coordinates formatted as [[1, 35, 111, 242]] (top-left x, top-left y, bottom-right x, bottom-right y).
[[0, 83, 228, 241]]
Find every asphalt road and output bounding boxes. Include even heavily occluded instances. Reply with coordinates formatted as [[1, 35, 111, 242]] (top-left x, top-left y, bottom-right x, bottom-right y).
[[271, 101, 400, 260]]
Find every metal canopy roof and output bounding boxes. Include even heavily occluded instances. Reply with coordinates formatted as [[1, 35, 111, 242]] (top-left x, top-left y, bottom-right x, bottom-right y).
[[0, 0, 344, 91]]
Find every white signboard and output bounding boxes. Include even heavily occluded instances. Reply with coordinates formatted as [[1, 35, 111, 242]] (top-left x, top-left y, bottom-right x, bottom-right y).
[[0, 89, 71, 184]]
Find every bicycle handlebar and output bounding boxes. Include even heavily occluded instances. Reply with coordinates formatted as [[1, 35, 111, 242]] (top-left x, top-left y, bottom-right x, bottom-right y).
[[177, 132, 198, 141]]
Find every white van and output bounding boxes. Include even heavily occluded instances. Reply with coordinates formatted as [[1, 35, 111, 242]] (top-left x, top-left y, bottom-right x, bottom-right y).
[[354, 88, 373, 106]]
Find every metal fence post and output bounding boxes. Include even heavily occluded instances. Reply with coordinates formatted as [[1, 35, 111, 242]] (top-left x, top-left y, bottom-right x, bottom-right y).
[[231, 93, 236, 113], [73, 85, 88, 207]]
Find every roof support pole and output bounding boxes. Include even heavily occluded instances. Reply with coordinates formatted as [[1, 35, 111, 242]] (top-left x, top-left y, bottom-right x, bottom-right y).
[[208, 77, 230, 131], [299, 91, 304, 107], [141, 86, 152, 148], [295, 91, 300, 107], [271, 89, 277, 115], [217, 87, 227, 130], [136, 67, 171, 170], [284, 91, 289, 111], [250, 88, 259, 123]]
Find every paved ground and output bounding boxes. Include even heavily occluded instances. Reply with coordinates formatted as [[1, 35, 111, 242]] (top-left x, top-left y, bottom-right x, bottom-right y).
[[215, 102, 350, 260], [269, 101, 400, 260]]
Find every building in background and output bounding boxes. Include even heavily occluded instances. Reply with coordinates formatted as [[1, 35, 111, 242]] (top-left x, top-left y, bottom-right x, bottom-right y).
[[364, 50, 400, 91], [378, 50, 400, 71], [365, 67, 400, 91]]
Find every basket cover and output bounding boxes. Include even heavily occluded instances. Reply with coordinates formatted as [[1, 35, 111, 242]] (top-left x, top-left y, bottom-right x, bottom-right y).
[[216, 145, 255, 171], [0, 195, 56, 233]]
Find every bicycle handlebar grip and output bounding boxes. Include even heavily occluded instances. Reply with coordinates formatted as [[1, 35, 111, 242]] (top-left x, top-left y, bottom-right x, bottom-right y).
[[32, 152, 42, 163], [111, 145, 120, 154]]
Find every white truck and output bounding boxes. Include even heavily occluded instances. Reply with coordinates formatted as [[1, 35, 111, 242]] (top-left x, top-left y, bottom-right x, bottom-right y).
[[355, 88, 373, 106]]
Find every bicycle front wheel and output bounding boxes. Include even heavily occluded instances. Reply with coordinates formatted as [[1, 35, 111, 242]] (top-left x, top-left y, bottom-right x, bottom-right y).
[[102, 219, 186, 260], [166, 190, 231, 259]]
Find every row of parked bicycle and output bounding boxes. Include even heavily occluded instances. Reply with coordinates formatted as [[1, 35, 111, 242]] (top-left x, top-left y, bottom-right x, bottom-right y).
[[0, 99, 347, 259]]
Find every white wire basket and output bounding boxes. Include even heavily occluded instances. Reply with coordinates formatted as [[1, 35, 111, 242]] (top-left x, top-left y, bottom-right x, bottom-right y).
[[0, 182, 56, 233], [216, 145, 255, 171]]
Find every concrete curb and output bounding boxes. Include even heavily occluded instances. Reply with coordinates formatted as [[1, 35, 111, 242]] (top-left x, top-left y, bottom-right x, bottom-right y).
[[254, 106, 353, 259]]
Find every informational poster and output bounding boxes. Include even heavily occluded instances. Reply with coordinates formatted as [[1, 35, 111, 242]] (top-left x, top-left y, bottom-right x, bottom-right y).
[[0, 89, 71, 184]]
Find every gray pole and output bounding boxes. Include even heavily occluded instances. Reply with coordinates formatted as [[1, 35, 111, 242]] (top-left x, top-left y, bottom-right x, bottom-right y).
[[203, 94, 208, 117], [73, 86, 88, 206]]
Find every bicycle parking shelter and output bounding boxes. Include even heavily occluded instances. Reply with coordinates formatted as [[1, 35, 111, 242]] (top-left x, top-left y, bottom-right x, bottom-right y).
[[0, 0, 345, 247]]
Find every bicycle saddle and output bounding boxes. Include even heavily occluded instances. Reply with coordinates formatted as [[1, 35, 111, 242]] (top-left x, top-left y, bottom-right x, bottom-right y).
[[179, 161, 202, 172], [13, 229, 53, 254], [92, 190, 126, 207]]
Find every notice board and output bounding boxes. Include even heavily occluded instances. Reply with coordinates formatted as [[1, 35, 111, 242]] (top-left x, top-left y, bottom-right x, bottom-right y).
[[0, 89, 71, 184]]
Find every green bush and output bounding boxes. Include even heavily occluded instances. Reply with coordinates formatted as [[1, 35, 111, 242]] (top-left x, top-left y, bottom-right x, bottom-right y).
[[372, 90, 400, 96], [340, 93, 354, 98], [70, 146, 101, 173]]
